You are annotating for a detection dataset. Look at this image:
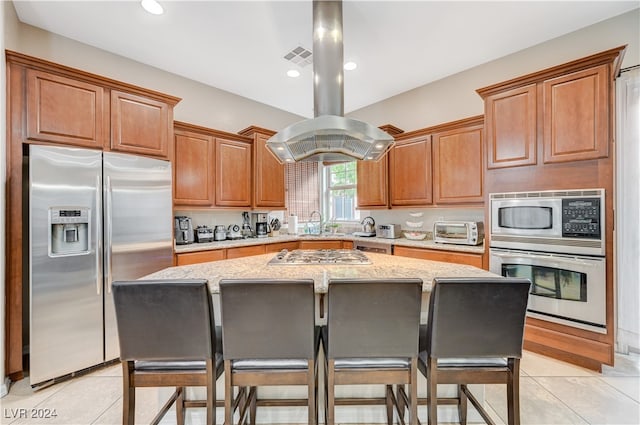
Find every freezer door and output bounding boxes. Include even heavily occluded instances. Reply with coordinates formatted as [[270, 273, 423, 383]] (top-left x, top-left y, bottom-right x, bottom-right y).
[[103, 152, 173, 360], [29, 146, 104, 386]]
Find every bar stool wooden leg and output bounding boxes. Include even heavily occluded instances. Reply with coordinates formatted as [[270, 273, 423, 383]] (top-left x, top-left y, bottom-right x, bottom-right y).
[[410, 358, 418, 425], [385, 385, 394, 425], [508, 358, 521, 425], [224, 360, 234, 425], [176, 386, 185, 425], [122, 361, 135, 425], [427, 357, 438, 425], [458, 384, 468, 425]]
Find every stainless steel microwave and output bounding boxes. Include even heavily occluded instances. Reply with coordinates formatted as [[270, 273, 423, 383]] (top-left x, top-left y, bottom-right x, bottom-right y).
[[433, 221, 484, 246], [489, 189, 605, 256]]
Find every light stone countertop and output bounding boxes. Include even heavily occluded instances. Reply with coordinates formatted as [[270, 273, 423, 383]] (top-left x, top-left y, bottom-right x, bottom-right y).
[[144, 252, 497, 294], [174, 234, 485, 254]]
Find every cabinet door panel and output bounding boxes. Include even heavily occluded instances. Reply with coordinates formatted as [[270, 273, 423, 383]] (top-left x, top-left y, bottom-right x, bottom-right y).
[[215, 138, 252, 207], [543, 65, 609, 163], [394, 246, 483, 268], [265, 242, 299, 253], [357, 158, 388, 208], [176, 250, 225, 265], [26, 69, 104, 148], [226, 245, 266, 259], [389, 136, 432, 206], [485, 84, 537, 169], [111, 90, 170, 158], [299, 240, 343, 250], [254, 134, 285, 208], [174, 131, 214, 206], [433, 125, 483, 204]]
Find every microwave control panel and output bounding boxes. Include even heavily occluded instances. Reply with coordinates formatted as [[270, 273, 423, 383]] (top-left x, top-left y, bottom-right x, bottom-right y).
[[562, 198, 601, 238]]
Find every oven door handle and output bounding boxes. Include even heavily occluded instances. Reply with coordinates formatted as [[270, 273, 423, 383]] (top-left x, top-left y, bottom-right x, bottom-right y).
[[491, 250, 604, 268]]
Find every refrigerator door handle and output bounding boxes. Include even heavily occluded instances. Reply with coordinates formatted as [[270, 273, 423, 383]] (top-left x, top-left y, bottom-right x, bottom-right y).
[[96, 174, 102, 296], [105, 175, 113, 294]]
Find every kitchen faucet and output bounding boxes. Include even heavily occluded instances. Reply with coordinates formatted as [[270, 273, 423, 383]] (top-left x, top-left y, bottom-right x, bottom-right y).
[[309, 210, 323, 235]]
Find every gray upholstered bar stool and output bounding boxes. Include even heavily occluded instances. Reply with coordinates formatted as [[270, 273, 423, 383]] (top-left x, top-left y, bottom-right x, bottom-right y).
[[411, 277, 530, 425], [324, 278, 423, 425], [111, 279, 224, 425], [219, 278, 318, 425]]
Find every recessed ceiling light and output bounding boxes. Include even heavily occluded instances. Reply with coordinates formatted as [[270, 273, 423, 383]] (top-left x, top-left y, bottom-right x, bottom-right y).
[[141, 0, 163, 15], [374, 143, 384, 149], [344, 62, 357, 71], [287, 69, 301, 78]]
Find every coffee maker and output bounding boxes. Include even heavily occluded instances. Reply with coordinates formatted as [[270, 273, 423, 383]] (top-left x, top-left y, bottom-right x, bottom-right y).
[[174, 216, 194, 245], [251, 212, 269, 238]]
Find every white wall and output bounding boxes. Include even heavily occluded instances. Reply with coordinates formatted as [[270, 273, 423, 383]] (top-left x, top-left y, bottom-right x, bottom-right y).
[[1, 0, 19, 399], [616, 68, 640, 354], [347, 9, 640, 132], [5, 17, 304, 134]]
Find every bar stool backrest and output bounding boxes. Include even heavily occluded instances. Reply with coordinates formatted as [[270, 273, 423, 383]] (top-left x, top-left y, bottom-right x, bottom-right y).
[[426, 277, 531, 359], [112, 279, 215, 361], [219, 279, 316, 360], [327, 278, 423, 359]]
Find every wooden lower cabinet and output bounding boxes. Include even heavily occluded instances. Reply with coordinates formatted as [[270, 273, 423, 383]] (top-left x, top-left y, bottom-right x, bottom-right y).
[[265, 242, 299, 253], [299, 240, 344, 250], [226, 245, 266, 259], [342, 241, 354, 249], [176, 249, 225, 266], [393, 246, 484, 268]]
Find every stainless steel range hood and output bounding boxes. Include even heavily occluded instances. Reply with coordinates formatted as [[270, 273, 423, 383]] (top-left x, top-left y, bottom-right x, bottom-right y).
[[266, 0, 394, 163]]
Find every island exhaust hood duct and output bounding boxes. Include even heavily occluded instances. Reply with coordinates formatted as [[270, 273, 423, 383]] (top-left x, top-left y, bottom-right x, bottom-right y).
[[266, 0, 395, 163]]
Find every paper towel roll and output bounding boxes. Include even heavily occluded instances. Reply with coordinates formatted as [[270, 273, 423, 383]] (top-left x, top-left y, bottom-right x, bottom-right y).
[[289, 215, 298, 235]]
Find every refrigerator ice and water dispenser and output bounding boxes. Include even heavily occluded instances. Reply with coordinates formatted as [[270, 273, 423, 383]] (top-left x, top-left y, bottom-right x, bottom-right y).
[[49, 207, 90, 256]]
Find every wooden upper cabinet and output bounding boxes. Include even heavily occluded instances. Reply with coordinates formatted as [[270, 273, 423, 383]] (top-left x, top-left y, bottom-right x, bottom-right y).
[[253, 133, 285, 208], [26, 69, 105, 148], [215, 137, 252, 207], [356, 125, 402, 209], [357, 158, 389, 208], [389, 135, 432, 206], [173, 129, 214, 206], [433, 120, 484, 204], [543, 65, 609, 163], [484, 84, 537, 169], [238, 127, 285, 209], [478, 46, 625, 171], [110, 90, 171, 158]]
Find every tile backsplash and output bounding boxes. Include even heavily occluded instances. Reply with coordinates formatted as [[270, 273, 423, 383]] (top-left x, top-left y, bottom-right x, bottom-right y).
[[174, 207, 485, 236]]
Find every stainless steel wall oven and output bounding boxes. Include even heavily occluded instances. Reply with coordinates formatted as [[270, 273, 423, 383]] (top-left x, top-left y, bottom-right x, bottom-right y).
[[489, 189, 607, 334]]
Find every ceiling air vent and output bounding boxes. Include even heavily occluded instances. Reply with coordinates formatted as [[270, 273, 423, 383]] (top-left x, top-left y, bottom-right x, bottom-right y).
[[284, 46, 313, 68]]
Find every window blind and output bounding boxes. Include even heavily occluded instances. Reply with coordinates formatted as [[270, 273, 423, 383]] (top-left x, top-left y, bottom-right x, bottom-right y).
[[285, 162, 320, 223]]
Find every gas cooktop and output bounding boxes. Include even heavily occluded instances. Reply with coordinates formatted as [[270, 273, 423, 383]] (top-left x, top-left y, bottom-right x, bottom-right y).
[[268, 249, 372, 265]]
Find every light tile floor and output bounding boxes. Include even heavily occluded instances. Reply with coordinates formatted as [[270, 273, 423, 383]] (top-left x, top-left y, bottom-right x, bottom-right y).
[[0, 350, 638, 424]]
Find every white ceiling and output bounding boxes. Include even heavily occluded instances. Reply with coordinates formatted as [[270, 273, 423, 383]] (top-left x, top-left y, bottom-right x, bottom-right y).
[[12, 1, 639, 118]]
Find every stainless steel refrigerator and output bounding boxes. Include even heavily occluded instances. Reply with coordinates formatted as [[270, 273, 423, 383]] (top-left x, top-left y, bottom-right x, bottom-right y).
[[29, 145, 173, 386]]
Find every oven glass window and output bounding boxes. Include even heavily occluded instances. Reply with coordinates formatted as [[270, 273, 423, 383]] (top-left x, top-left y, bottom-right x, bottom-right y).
[[502, 264, 586, 302], [435, 224, 467, 240], [498, 206, 553, 229]]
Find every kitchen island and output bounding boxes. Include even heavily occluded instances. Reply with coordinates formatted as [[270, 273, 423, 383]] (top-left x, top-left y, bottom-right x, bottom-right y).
[[145, 251, 494, 294], [141, 251, 497, 424]]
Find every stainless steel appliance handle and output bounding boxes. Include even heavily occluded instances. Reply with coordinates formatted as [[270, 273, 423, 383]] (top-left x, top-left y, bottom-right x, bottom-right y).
[[491, 250, 603, 267], [95, 174, 102, 296], [105, 175, 113, 294]]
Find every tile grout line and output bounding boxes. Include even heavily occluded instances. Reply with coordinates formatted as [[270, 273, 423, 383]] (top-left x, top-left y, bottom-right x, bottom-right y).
[[528, 375, 594, 425], [594, 375, 640, 405]]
